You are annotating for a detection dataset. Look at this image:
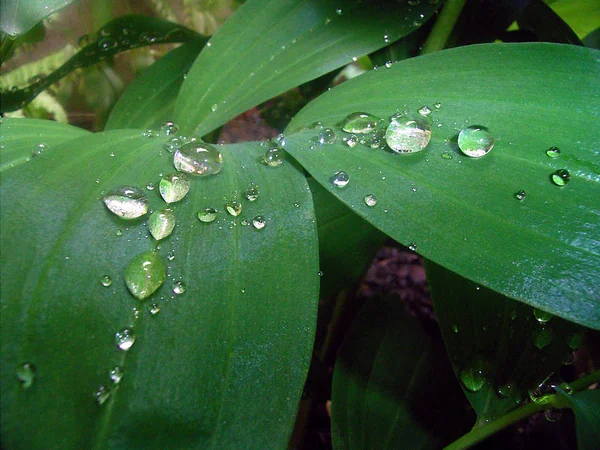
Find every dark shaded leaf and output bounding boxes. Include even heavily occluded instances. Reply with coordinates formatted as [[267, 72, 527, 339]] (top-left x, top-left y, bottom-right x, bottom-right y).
[[517, 0, 583, 45]]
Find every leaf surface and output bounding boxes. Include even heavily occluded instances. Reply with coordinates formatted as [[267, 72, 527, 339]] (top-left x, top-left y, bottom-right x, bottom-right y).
[[284, 43, 600, 330], [559, 388, 600, 450], [0, 0, 75, 36], [0, 122, 319, 449]]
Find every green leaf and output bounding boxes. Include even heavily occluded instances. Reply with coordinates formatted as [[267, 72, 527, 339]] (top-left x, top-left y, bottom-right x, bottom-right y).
[[0, 0, 75, 37], [425, 260, 585, 421], [517, 0, 583, 45], [331, 295, 473, 449], [283, 43, 600, 330], [558, 388, 600, 450], [105, 38, 207, 131], [173, 0, 442, 136], [549, 0, 600, 40], [0, 117, 90, 171], [0, 124, 319, 448], [0, 15, 199, 113]]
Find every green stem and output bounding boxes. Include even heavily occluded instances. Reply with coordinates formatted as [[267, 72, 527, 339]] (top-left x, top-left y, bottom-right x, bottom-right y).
[[421, 0, 467, 55], [569, 369, 600, 392]]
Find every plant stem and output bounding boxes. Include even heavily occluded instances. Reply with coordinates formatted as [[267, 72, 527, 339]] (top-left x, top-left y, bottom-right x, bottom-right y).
[[421, 0, 467, 55], [569, 369, 600, 392]]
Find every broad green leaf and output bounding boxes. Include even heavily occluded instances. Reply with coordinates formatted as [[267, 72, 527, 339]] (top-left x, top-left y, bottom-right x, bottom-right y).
[[0, 0, 74, 37], [557, 388, 600, 450], [174, 0, 442, 136], [0, 15, 199, 113], [0, 117, 90, 171], [517, 0, 583, 45], [105, 38, 206, 131], [331, 295, 473, 449], [0, 123, 319, 448], [284, 43, 600, 330], [550, 0, 600, 40], [425, 260, 584, 421]]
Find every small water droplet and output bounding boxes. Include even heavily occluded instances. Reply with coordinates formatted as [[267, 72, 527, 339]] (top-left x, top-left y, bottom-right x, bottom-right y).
[[293, 201, 300, 208], [317, 270, 324, 277], [385, 113, 431, 153], [173, 280, 186, 295], [32, 143, 47, 157], [533, 326, 553, 349], [342, 112, 380, 134], [344, 134, 358, 147], [262, 147, 285, 167], [146, 182, 154, 191], [148, 208, 176, 241], [245, 185, 260, 201], [533, 308, 553, 324], [124, 251, 167, 300], [109, 366, 124, 384], [546, 146, 560, 158], [252, 215, 266, 230], [116, 229, 123, 237], [457, 126, 494, 158], [408, 243, 417, 251], [418, 106, 432, 117], [98, 38, 117, 50], [211, 104, 218, 112], [434, 102, 441, 109], [551, 169, 570, 186], [174, 142, 223, 176], [318, 128, 337, 144], [141, 129, 158, 138], [163, 136, 186, 153], [452, 324, 459, 333], [497, 383, 514, 398], [160, 121, 178, 136], [198, 208, 218, 223], [331, 171, 349, 188], [336, 8, 343, 15], [94, 385, 112, 405], [103, 186, 149, 219], [383, 34, 391, 43], [115, 328, 136, 351], [514, 190, 526, 201], [385, 61, 392, 69], [226, 200, 242, 216], [363, 194, 377, 207], [15, 363, 36, 389], [100, 275, 112, 287], [148, 303, 161, 315], [159, 173, 190, 203], [460, 361, 487, 392], [441, 151, 453, 160], [240, 219, 249, 226]]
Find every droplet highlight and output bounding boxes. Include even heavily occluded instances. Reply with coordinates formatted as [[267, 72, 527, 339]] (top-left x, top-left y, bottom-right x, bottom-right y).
[[100, 275, 113, 287], [173, 281, 186, 295], [545, 146, 560, 158], [318, 128, 337, 145], [262, 147, 285, 167], [15, 363, 36, 389], [109, 366, 124, 384], [226, 200, 242, 216], [514, 190, 526, 201], [245, 185, 260, 202], [533, 308, 553, 324]]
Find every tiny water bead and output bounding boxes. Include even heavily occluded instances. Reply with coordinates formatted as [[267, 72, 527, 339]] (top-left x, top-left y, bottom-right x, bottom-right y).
[[148, 303, 161, 315], [32, 143, 47, 157], [497, 383, 514, 398], [103, 186, 149, 219], [109, 366, 124, 384], [15, 363, 36, 389], [457, 126, 494, 158], [385, 113, 431, 153], [344, 134, 359, 147], [174, 142, 223, 176], [332, 171, 349, 188], [124, 251, 167, 300], [98, 37, 118, 50], [318, 128, 337, 145], [533, 308, 553, 324], [252, 215, 266, 230], [148, 208, 176, 241], [173, 281, 186, 295], [245, 185, 260, 201], [546, 146, 560, 158], [418, 106, 432, 117], [514, 190, 526, 201], [160, 121, 178, 136], [226, 200, 242, 216], [94, 385, 112, 405], [198, 208, 218, 223], [115, 328, 136, 351], [341, 112, 380, 134], [262, 147, 285, 167], [100, 275, 113, 287], [441, 151, 453, 160], [163, 136, 186, 153], [363, 194, 377, 207], [159, 173, 190, 203], [551, 169, 570, 186]]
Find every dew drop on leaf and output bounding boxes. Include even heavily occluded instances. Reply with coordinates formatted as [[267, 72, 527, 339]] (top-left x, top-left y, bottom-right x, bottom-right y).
[[100, 275, 112, 287], [418, 106, 432, 117], [331, 171, 349, 187], [103, 186, 149, 219], [546, 146, 560, 158], [245, 185, 260, 202], [163, 136, 186, 153], [496, 383, 514, 398], [226, 200, 242, 216], [533, 308, 553, 324], [94, 385, 112, 405], [159, 173, 190, 203], [363, 194, 377, 207], [173, 281, 186, 295], [15, 363, 36, 389], [148, 303, 161, 315], [514, 190, 526, 201], [318, 128, 337, 144], [115, 328, 136, 351], [109, 366, 124, 384], [551, 169, 570, 186], [198, 208, 218, 223], [174, 142, 223, 176], [459, 360, 487, 392], [457, 126, 494, 158], [252, 215, 266, 230], [343, 134, 358, 147], [32, 143, 47, 158], [98, 38, 117, 50], [262, 147, 285, 167], [341, 112, 380, 134], [160, 121, 178, 136], [124, 251, 167, 300], [148, 208, 176, 241], [385, 113, 431, 153]]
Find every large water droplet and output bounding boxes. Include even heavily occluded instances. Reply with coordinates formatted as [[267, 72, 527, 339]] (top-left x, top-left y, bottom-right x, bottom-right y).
[[226, 200, 242, 216], [460, 361, 488, 392], [124, 251, 167, 300], [252, 215, 266, 230], [385, 113, 431, 153], [546, 146, 560, 158], [115, 328, 136, 351], [363, 194, 377, 207], [533, 308, 553, 324], [341, 112, 380, 134], [318, 128, 337, 144], [457, 126, 494, 158], [173, 280, 186, 295], [159, 173, 190, 204], [100, 275, 112, 287], [103, 186, 149, 219], [94, 385, 112, 405], [245, 185, 260, 202], [198, 208, 218, 223], [109, 366, 124, 384], [174, 142, 223, 176], [262, 147, 285, 167], [332, 171, 349, 187], [15, 363, 36, 389], [160, 121, 178, 136], [148, 208, 176, 241], [551, 169, 570, 186]]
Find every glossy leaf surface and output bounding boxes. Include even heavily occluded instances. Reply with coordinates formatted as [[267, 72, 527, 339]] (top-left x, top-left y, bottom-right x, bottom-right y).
[[0, 0, 74, 36], [174, 0, 442, 136], [558, 388, 600, 450], [0, 122, 319, 448], [284, 43, 600, 330]]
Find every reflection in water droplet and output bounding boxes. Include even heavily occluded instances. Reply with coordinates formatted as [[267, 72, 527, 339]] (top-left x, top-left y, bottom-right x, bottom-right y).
[[332, 171, 349, 187], [514, 190, 526, 201], [109, 366, 124, 384], [385, 114, 431, 153], [252, 215, 266, 230], [148, 208, 176, 241], [546, 146, 560, 158], [159, 173, 190, 203], [94, 385, 112, 405], [533, 308, 553, 324], [551, 169, 570, 186], [363, 194, 377, 207], [174, 142, 223, 176], [441, 151, 453, 160], [245, 185, 260, 202], [418, 106, 432, 117], [160, 121, 178, 136], [103, 186, 149, 219], [341, 112, 380, 134], [458, 126, 494, 157], [125, 251, 167, 300], [148, 303, 161, 315], [318, 128, 337, 144], [100, 275, 113, 287], [533, 326, 553, 349], [262, 147, 285, 167], [15, 363, 36, 389], [116, 229, 124, 237], [173, 281, 186, 295], [226, 200, 242, 216], [115, 328, 136, 351], [198, 208, 218, 223]]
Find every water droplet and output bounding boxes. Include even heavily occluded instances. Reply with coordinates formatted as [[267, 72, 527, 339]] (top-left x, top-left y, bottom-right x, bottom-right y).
[[163, 136, 186, 153], [116, 229, 123, 237], [226, 200, 242, 216], [514, 190, 526, 200], [331, 171, 349, 188], [336, 8, 343, 15], [245, 185, 260, 201], [148, 303, 161, 315], [533, 326, 553, 349], [115, 328, 136, 351], [198, 208, 218, 223], [159, 173, 190, 203], [385, 61, 392, 69], [173, 280, 186, 295], [546, 146, 560, 158], [544, 408, 562, 422], [141, 129, 158, 138], [567, 332, 583, 350], [497, 383, 514, 398], [533, 308, 553, 324], [32, 143, 47, 157], [109, 366, 124, 384], [551, 169, 570, 186], [124, 251, 167, 300], [408, 243, 417, 251], [317, 270, 324, 277], [452, 324, 459, 333], [318, 128, 337, 144], [385, 113, 431, 153], [240, 219, 249, 226], [262, 147, 285, 166], [441, 151, 453, 160], [15, 363, 36, 389], [252, 215, 266, 230], [148, 208, 176, 241], [103, 186, 149, 219], [363, 194, 377, 207], [341, 112, 380, 134], [146, 182, 154, 191], [344, 134, 358, 147], [293, 201, 300, 208], [457, 126, 494, 158], [459, 361, 487, 392], [211, 103, 218, 112], [383, 34, 391, 43], [100, 275, 112, 287], [94, 385, 112, 405], [98, 38, 117, 50], [418, 106, 432, 117], [174, 142, 223, 176], [160, 121, 178, 136]]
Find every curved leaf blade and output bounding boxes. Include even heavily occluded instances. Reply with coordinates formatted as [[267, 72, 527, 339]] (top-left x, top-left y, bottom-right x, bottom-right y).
[[1, 126, 319, 448], [173, 0, 441, 136], [284, 43, 600, 330], [558, 388, 600, 450], [0, 0, 74, 37]]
